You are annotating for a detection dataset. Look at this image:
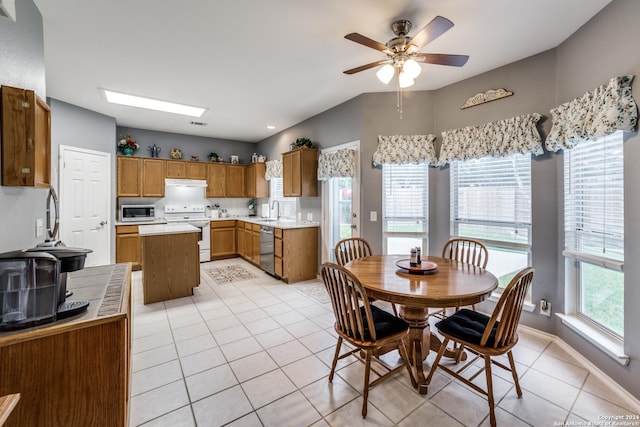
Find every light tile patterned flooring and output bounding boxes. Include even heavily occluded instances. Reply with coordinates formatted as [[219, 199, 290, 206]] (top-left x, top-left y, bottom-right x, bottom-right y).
[[129, 259, 638, 426]]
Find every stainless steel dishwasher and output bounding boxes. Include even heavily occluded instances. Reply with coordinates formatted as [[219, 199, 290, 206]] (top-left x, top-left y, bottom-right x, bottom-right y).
[[260, 226, 277, 277]]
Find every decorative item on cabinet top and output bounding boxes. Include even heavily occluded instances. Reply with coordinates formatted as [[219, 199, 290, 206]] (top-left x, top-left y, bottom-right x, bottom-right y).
[[170, 148, 183, 159], [294, 137, 313, 149], [117, 134, 139, 155], [208, 152, 218, 162], [148, 144, 161, 157]]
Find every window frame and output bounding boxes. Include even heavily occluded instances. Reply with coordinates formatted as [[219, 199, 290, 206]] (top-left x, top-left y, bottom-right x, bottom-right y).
[[563, 131, 625, 339], [381, 163, 429, 255], [449, 153, 533, 293]]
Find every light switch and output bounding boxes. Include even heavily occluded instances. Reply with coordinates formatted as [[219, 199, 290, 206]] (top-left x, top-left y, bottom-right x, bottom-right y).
[[370, 211, 377, 222], [36, 218, 44, 237]]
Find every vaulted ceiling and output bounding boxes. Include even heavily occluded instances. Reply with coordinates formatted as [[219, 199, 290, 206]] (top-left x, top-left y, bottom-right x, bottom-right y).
[[35, 0, 611, 142]]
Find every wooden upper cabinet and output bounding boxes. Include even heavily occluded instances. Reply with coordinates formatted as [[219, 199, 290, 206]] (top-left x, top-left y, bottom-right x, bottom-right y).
[[186, 162, 207, 179], [245, 163, 268, 198], [142, 158, 164, 197], [207, 163, 226, 197], [282, 147, 318, 197], [165, 160, 186, 178], [117, 156, 141, 197], [226, 165, 245, 197], [1, 85, 51, 187]]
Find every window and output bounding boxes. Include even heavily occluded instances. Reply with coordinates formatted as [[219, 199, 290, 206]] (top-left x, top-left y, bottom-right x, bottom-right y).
[[450, 154, 532, 289], [564, 132, 624, 338], [269, 178, 297, 219], [382, 163, 428, 254]]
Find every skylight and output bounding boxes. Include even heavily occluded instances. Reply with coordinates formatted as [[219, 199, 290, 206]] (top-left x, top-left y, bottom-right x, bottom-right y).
[[101, 89, 207, 117]]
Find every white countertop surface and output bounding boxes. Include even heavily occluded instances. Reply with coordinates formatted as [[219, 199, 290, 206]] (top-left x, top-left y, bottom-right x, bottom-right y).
[[116, 217, 319, 229], [138, 223, 200, 236]]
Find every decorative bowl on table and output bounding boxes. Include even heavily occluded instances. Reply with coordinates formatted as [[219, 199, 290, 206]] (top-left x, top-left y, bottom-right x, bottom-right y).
[[395, 259, 438, 274]]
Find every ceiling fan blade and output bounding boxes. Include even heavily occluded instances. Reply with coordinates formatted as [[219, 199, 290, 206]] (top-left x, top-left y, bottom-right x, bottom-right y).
[[344, 33, 392, 54], [407, 16, 454, 50], [415, 53, 469, 67], [343, 60, 392, 75]]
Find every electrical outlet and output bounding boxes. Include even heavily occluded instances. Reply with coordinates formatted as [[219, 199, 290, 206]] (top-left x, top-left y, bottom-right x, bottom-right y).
[[307, 213, 313, 221], [540, 299, 551, 317], [297, 212, 302, 221], [36, 218, 44, 238]]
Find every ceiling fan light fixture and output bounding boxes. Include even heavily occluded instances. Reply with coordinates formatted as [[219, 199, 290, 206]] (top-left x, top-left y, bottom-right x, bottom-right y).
[[398, 71, 414, 88], [403, 59, 422, 79], [376, 64, 395, 84]]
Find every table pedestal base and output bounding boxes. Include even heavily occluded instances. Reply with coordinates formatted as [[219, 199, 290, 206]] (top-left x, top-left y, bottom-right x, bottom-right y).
[[399, 306, 464, 394]]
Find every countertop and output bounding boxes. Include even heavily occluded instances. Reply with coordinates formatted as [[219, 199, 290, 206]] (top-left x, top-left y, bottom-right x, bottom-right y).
[[0, 263, 130, 340], [138, 223, 200, 236], [118, 216, 319, 229]]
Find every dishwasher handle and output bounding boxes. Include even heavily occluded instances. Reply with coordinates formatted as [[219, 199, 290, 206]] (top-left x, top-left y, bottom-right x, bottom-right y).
[[260, 226, 274, 234]]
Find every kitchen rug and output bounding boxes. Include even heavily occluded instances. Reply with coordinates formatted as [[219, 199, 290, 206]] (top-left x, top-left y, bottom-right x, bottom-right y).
[[292, 281, 331, 304], [206, 265, 259, 285]]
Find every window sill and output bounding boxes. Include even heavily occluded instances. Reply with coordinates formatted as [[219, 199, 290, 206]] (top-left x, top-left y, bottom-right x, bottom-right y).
[[487, 293, 536, 312], [556, 313, 629, 366]]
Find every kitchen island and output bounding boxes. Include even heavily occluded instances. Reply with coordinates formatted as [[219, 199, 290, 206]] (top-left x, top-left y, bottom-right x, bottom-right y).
[[139, 223, 200, 304]]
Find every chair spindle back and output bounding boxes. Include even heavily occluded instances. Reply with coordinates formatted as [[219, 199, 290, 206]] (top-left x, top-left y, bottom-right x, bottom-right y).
[[442, 238, 489, 268], [321, 263, 376, 342], [335, 238, 373, 266]]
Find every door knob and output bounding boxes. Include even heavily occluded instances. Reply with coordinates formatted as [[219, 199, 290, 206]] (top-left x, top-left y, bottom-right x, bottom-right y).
[[99, 220, 107, 226], [351, 224, 357, 229]]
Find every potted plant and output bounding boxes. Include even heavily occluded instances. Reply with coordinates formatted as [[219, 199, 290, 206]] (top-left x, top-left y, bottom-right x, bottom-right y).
[[117, 134, 139, 155], [208, 152, 218, 162], [294, 137, 313, 149], [248, 198, 257, 216]]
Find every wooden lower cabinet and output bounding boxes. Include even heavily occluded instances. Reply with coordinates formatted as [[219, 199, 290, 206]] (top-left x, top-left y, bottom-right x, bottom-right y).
[[251, 223, 260, 265], [210, 220, 237, 259], [116, 225, 142, 270], [0, 264, 132, 427]]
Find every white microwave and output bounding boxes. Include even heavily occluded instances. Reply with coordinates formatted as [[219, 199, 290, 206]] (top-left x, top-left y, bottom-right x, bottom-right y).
[[120, 205, 156, 222]]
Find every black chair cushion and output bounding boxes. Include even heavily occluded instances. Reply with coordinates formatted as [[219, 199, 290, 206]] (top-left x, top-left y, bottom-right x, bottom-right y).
[[435, 308, 498, 347], [360, 305, 408, 341]]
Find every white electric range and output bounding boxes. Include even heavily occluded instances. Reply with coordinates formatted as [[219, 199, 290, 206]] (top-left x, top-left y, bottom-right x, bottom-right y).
[[164, 204, 210, 262]]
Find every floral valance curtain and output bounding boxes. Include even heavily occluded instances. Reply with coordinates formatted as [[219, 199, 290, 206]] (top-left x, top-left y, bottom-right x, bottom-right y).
[[264, 159, 282, 181], [372, 134, 437, 166], [437, 113, 543, 166], [545, 75, 637, 152], [317, 149, 356, 181]]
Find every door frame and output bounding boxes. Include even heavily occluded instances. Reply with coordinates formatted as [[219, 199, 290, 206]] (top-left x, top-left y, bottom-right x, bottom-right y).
[[320, 140, 360, 263], [59, 145, 112, 265]]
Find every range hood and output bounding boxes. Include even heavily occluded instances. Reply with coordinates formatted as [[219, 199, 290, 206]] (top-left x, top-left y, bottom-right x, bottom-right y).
[[165, 178, 208, 188]]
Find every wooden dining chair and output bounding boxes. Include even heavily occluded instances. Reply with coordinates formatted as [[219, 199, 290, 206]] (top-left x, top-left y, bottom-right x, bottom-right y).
[[321, 263, 417, 417], [334, 237, 398, 315], [425, 267, 535, 427], [438, 237, 489, 315]]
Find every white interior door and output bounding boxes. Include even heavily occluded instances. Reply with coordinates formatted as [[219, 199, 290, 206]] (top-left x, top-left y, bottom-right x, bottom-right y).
[[321, 141, 360, 263], [59, 145, 111, 266]]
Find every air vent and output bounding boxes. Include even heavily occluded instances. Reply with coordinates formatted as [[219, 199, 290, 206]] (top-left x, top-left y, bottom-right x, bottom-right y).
[[190, 121, 207, 126]]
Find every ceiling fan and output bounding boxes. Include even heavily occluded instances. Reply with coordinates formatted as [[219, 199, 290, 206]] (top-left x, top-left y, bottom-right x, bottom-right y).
[[343, 16, 469, 88]]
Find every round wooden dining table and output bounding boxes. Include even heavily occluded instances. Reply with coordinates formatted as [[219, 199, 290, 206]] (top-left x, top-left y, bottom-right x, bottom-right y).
[[343, 254, 498, 394]]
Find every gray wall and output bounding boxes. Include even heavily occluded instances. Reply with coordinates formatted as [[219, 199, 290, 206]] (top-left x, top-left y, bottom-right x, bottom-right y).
[[0, 0, 49, 253], [116, 126, 256, 165], [253, 0, 640, 399], [49, 99, 117, 260], [553, 0, 640, 398]]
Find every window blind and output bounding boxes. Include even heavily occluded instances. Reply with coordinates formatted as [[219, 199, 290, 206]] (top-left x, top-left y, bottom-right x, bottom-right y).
[[382, 164, 428, 233], [450, 154, 531, 245], [564, 132, 624, 263]]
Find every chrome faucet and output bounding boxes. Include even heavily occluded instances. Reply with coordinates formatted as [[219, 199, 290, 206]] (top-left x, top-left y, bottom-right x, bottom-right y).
[[271, 200, 280, 220]]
